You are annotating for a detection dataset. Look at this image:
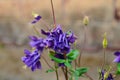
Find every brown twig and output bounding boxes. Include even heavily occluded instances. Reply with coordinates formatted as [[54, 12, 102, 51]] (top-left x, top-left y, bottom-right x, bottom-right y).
[[50, 0, 56, 27], [85, 73, 94, 80], [65, 66, 68, 80]]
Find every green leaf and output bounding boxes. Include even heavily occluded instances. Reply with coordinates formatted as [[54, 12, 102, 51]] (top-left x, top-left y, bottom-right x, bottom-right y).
[[74, 67, 88, 77], [74, 76, 79, 80], [64, 59, 72, 68], [116, 63, 120, 75], [46, 69, 55, 73], [66, 49, 79, 61], [49, 53, 65, 63]]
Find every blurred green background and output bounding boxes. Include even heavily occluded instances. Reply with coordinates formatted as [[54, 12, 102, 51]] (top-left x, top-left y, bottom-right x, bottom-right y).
[[0, 0, 120, 80]]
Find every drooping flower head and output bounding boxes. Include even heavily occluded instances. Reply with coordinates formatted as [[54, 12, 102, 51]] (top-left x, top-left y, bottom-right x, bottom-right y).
[[21, 49, 41, 71], [113, 51, 120, 63]]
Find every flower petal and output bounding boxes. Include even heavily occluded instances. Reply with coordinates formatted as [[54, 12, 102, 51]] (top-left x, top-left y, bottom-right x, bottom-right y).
[[113, 57, 120, 63], [114, 51, 120, 56]]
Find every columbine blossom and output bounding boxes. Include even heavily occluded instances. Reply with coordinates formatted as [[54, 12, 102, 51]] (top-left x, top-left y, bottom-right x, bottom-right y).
[[29, 36, 47, 52], [113, 51, 120, 63], [21, 49, 41, 71], [100, 70, 114, 80], [21, 24, 77, 70], [42, 25, 77, 54]]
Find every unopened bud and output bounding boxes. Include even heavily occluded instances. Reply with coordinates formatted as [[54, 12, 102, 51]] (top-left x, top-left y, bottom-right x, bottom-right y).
[[83, 16, 89, 26], [102, 32, 108, 49], [32, 12, 39, 18]]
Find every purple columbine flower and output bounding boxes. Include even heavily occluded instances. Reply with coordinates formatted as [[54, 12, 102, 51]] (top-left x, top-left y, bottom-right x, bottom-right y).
[[101, 70, 114, 80], [113, 51, 120, 63], [66, 31, 77, 44], [41, 25, 77, 54], [21, 49, 41, 71], [29, 36, 47, 52], [21, 24, 76, 70]]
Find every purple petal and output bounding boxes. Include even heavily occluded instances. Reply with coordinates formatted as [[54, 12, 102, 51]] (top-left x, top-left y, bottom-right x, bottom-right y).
[[41, 29, 50, 36], [35, 15, 41, 20], [113, 57, 120, 63], [59, 35, 62, 42], [31, 64, 36, 71], [31, 20, 37, 24], [24, 49, 31, 55], [29, 36, 38, 41], [36, 61, 41, 69], [31, 15, 42, 24], [114, 51, 120, 56], [21, 56, 26, 62]]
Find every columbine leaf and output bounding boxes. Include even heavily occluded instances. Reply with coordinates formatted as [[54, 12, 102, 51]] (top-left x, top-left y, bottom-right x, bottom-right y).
[[64, 59, 72, 68], [49, 53, 65, 63], [74, 67, 88, 77], [66, 49, 79, 61], [116, 63, 120, 75], [46, 69, 55, 73]]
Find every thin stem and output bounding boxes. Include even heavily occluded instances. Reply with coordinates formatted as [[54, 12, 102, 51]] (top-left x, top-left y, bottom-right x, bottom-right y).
[[102, 48, 106, 69], [41, 55, 54, 70], [78, 26, 87, 67], [50, 0, 56, 27], [85, 73, 94, 80], [61, 67, 66, 77], [55, 63, 59, 80], [65, 66, 68, 80], [63, 54, 68, 80], [74, 60, 77, 69], [41, 19, 51, 31], [55, 69, 59, 80], [32, 26, 40, 36], [61, 67, 67, 80]]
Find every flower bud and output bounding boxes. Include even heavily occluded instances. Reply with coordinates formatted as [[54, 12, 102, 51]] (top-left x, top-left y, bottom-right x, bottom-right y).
[[31, 12, 41, 24], [83, 16, 89, 26], [102, 32, 108, 49]]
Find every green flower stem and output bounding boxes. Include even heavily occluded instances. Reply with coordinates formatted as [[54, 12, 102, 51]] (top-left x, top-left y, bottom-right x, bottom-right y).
[[74, 60, 77, 69], [78, 26, 87, 67], [102, 48, 106, 69], [61, 67, 66, 77], [63, 54, 69, 80], [55, 63, 59, 80], [32, 26, 40, 36]]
